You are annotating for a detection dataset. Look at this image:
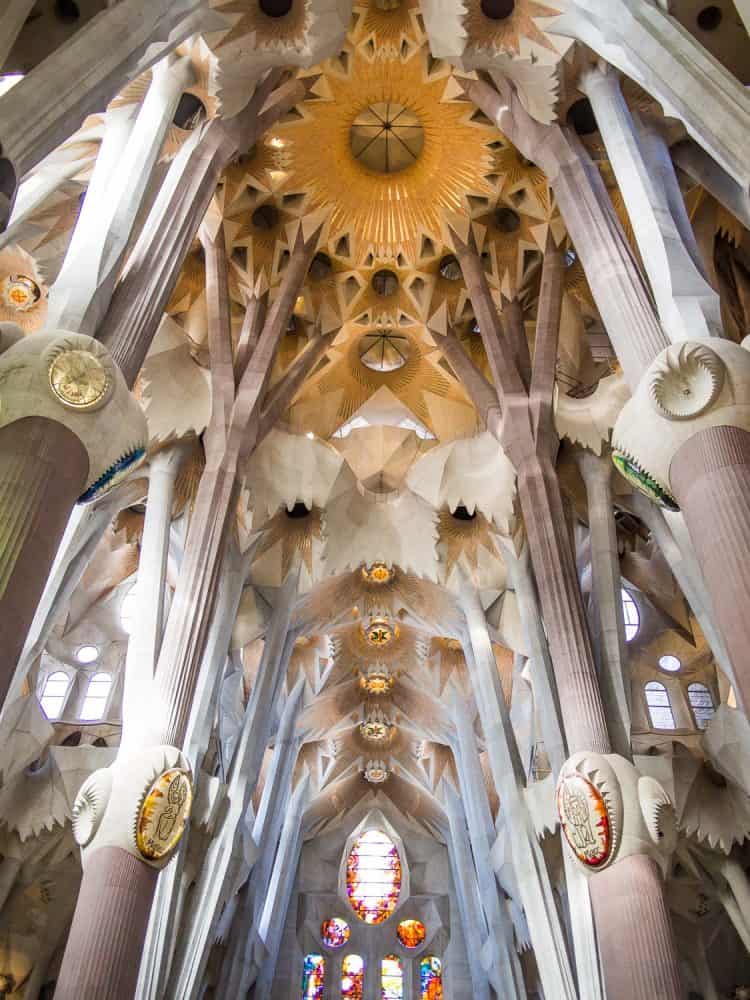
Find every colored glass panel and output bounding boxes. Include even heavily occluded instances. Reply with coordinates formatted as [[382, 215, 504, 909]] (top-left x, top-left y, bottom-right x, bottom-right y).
[[381, 954, 403, 1000], [397, 918, 426, 948], [321, 916, 350, 948], [341, 954, 364, 999], [346, 829, 402, 924], [301, 953, 325, 999], [420, 956, 443, 1000]]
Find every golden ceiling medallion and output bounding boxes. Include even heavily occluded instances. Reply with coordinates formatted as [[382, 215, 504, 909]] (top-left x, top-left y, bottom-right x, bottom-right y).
[[274, 45, 497, 259], [136, 768, 193, 862], [363, 758, 390, 783], [359, 665, 396, 694], [350, 102, 424, 174], [48, 348, 112, 410], [360, 703, 395, 743], [362, 615, 399, 646], [362, 561, 395, 584], [1, 274, 41, 312]]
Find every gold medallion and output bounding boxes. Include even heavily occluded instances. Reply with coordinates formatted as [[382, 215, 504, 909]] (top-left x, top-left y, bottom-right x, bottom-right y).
[[136, 768, 193, 861], [48, 349, 111, 409]]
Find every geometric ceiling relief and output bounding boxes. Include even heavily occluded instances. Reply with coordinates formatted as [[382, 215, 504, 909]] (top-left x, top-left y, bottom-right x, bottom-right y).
[[273, 44, 499, 264]]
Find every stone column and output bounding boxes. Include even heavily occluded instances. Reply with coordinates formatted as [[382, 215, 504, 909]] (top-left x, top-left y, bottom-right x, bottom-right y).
[[577, 450, 631, 758], [252, 774, 311, 1000], [120, 443, 187, 752], [443, 783, 493, 1000], [97, 73, 308, 388], [47, 53, 195, 338], [589, 855, 682, 998], [670, 425, 750, 714], [671, 139, 750, 234], [459, 581, 579, 1000], [450, 700, 525, 999], [0, 0, 35, 69], [54, 847, 159, 998], [0, 331, 147, 713], [0, 417, 88, 703], [556, 0, 750, 192], [581, 66, 721, 344], [459, 75, 668, 389], [0, 0, 213, 224]]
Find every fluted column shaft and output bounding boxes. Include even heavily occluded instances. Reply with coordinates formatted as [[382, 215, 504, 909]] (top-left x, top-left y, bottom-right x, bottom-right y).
[[581, 66, 720, 343], [54, 847, 158, 999], [0, 417, 88, 707], [461, 76, 668, 389], [671, 424, 750, 713], [589, 855, 682, 1000], [577, 450, 631, 757], [121, 444, 186, 751]]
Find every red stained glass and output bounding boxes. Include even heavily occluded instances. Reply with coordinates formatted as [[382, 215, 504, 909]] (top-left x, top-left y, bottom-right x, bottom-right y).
[[396, 918, 426, 948], [346, 829, 402, 924]]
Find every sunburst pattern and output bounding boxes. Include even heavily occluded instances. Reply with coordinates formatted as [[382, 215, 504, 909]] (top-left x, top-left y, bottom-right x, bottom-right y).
[[462, 0, 560, 59], [273, 44, 498, 262], [350, 0, 426, 60]]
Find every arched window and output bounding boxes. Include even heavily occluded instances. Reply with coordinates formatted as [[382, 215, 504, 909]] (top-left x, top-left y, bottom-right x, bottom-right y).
[[621, 588, 640, 641], [341, 955, 364, 999], [79, 672, 112, 721], [345, 829, 402, 924], [381, 954, 403, 1000], [644, 681, 675, 730], [39, 671, 71, 720], [688, 683, 715, 729], [301, 954, 325, 999], [420, 956, 443, 1000]]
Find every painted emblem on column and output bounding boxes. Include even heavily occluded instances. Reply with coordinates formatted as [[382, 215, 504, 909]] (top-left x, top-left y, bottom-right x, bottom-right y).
[[136, 768, 193, 861], [556, 772, 611, 867], [45, 337, 115, 411]]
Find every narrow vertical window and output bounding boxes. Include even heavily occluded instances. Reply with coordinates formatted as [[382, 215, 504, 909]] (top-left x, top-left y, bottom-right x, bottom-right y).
[[688, 682, 715, 729], [301, 954, 325, 999], [341, 954, 364, 999], [645, 681, 675, 730], [420, 956, 443, 1000], [381, 954, 403, 1000], [621, 588, 640, 641], [39, 671, 71, 720]]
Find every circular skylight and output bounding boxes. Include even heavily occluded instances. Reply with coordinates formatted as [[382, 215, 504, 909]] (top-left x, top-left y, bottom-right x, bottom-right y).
[[658, 654, 681, 673], [359, 331, 410, 372], [350, 103, 424, 174], [75, 644, 100, 665]]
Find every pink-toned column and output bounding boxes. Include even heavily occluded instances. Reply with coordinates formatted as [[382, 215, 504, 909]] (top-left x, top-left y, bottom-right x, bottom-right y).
[[670, 425, 750, 714]]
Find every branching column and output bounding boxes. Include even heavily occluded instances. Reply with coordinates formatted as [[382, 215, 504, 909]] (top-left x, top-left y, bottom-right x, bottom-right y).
[[55, 210, 325, 998], [577, 450, 631, 758], [0, 0, 212, 225]]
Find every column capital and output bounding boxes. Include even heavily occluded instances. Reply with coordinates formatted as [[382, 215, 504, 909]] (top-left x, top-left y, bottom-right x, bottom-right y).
[[556, 751, 676, 876], [0, 329, 147, 502], [612, 338, 750, 511]]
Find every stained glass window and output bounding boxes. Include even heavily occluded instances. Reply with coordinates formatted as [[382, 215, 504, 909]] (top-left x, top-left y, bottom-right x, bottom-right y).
[[397, 918, 426, 948], [301, 953, 325, 999], [381, 954, 403, 1000], [321, 916, 350, 948], [420, 956, 443, 1000], [645, 681, 675, 730], [346, 829, 402, 924], [341, 954, 365, 999], [688, 683, 715, 729]]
